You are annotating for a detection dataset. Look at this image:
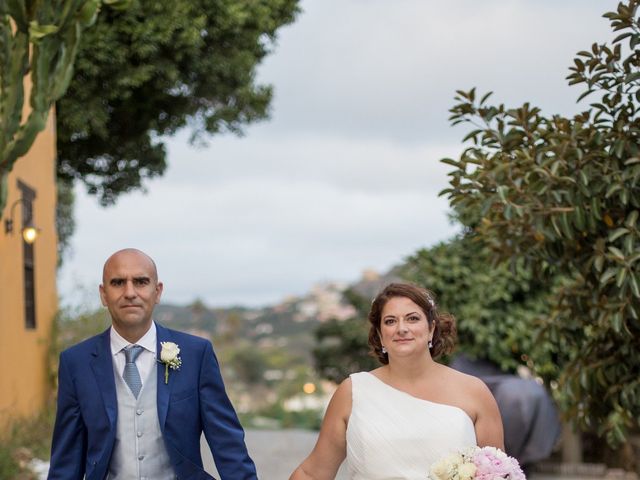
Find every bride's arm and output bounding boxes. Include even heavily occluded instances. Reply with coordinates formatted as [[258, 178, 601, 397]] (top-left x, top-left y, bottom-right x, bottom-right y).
[[289, 377, 352, 480], [471, 377, 505, 450]]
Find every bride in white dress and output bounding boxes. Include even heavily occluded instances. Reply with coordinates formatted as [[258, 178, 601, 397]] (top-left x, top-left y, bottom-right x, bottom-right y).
[[290, 283, 504, 480]]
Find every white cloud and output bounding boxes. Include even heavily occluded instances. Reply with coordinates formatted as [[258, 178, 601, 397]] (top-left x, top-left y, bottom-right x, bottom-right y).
[[165, 133, 458, 192], [259, 0, 615, 141]]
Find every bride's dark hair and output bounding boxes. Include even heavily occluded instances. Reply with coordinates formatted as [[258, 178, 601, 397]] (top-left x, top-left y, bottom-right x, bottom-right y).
[[367, 282, 456, 364]]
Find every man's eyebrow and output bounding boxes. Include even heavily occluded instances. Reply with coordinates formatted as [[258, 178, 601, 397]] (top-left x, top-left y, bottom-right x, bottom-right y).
[[108, 275, 151, 283]]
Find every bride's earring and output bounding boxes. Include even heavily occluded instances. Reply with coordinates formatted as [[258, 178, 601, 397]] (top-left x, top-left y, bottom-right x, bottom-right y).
[[382, 346, 387, 354], [428, 340, 433, 349]]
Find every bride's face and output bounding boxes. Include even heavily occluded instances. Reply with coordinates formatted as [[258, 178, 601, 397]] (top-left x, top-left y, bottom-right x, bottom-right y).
[[379, 296, 433, 358]]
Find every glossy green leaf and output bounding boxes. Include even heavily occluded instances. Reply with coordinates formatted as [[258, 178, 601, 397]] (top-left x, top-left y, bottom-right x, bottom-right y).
[[608, 246, 625, 260], [624, 210, 638, 227], [600, 268, 618, 284], [609, 228, 629, 242], [629, 274, 640, 298]]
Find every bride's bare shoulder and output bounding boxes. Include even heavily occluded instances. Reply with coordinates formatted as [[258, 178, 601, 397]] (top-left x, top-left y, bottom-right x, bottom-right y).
[[437, 363, 492, 395], [334, 375, 353, 396], [322, 375, 353, 424]]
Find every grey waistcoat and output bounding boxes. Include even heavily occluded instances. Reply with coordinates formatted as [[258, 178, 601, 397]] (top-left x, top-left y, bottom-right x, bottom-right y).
[[108, 365, 176, 480]]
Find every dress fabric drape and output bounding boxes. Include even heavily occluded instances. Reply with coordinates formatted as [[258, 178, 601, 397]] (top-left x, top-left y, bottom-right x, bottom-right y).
[[346, 372, 477, 480]]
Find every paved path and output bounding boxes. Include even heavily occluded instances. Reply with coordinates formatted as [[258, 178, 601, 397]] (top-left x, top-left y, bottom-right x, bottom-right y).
[[202, 429, 564, 480], [202, 429, 348, 479], [36, 428, 583, 479], [202, 429, 619, 480]]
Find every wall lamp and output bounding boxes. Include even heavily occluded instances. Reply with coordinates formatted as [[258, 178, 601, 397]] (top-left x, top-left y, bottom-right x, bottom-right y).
[[4, 198, 39, 244]]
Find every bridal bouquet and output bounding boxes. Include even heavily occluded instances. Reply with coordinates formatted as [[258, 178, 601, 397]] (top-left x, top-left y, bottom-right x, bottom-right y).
[[429, 446, 526, 480]]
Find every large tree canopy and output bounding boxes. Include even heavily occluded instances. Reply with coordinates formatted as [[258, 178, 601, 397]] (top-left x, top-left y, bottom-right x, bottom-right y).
[[440, 0, 640, 446], [56, 0, 299, 205]]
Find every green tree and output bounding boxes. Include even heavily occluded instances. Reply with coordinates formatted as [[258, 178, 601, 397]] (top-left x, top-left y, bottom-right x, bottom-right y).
[[0, 0, 130, 216], [56, 0, 299, 206], [313, 317, 378, 384], [440, 0, 640, 446], [229, 345, 267, 385]]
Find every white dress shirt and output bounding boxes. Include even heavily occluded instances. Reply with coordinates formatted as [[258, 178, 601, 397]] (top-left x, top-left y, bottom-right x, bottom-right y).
[[110, 322, 157, 385]]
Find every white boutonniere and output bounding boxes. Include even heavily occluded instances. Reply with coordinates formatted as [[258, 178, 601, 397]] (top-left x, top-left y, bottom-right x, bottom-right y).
[[159, 342, 182, 384]]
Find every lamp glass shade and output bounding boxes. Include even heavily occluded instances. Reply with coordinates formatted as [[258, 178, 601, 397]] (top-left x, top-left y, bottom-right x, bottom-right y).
[[22, 226, 38, 244]]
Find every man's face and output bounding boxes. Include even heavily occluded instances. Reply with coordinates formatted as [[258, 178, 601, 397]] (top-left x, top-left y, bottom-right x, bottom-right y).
[[99, 250, 163, 338]]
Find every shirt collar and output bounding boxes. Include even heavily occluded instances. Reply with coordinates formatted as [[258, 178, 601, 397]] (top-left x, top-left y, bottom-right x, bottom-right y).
[[110, 322, 157, 356]]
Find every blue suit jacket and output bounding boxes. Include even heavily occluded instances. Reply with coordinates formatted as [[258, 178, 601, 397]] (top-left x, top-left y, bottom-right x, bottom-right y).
[[47, 323, 257, 480]]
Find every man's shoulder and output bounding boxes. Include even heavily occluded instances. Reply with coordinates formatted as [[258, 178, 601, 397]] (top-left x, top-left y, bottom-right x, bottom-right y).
[[61, 328, 109, 358]]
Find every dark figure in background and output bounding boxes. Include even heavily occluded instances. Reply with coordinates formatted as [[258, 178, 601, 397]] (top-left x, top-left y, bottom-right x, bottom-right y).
[[451, 354, 561, 474]]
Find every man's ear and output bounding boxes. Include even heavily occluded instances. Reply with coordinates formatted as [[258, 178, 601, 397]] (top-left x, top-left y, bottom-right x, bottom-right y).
[[155, 281, 164, 304], [99, 285, 107, 307]]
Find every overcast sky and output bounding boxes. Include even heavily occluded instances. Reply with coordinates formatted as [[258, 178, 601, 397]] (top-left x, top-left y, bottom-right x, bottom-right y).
[[58, 0, 616, 308]]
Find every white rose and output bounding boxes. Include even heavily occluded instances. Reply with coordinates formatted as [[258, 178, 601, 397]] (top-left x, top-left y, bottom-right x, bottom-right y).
[[161, 342, 180, 362], [444, 452, 463, 466], [429, 460, 450, 480], [458, 462, 477, 480], [430, 452, 462, 480]]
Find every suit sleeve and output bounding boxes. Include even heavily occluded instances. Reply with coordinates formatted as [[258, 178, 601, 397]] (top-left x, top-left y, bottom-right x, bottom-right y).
[[47, 352, 87, 480], [199, 341, 258, 480]]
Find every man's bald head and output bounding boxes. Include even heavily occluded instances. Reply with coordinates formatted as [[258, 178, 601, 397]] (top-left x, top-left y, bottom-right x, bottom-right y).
[[100, 248, 163, 343], [102, 248, 159, 284]]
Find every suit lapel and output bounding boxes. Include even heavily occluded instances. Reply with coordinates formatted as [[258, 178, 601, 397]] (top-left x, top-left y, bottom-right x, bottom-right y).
[[156, 322, 175, 430], [90, 328, 117, 428]]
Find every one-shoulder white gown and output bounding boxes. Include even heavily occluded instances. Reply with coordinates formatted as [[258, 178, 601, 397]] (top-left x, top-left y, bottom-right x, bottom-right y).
[[346, 372, 477, 480]]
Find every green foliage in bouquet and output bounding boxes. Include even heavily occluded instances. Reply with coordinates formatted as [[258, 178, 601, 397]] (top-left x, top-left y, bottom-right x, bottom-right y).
[[439, 0, 640, 446]]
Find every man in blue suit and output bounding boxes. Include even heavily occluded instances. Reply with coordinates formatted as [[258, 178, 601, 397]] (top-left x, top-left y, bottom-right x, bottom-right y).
[[48, 248, 257, 480]]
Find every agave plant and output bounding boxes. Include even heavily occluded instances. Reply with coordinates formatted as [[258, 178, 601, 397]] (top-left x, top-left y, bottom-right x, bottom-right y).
[[0, 0, 130, 215]]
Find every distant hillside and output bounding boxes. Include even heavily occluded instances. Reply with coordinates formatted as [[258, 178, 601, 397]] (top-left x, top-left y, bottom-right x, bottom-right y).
[[154, 266, 403, 342], [154, 300, 319, 359], [152, 266, 404, 369]]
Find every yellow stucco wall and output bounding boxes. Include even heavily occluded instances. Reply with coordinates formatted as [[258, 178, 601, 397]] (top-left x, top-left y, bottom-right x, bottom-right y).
[[0, 105, 58, 431]]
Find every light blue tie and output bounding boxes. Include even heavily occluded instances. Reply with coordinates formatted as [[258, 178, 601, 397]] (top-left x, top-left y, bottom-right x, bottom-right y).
[[123, 345, 144, 398]]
